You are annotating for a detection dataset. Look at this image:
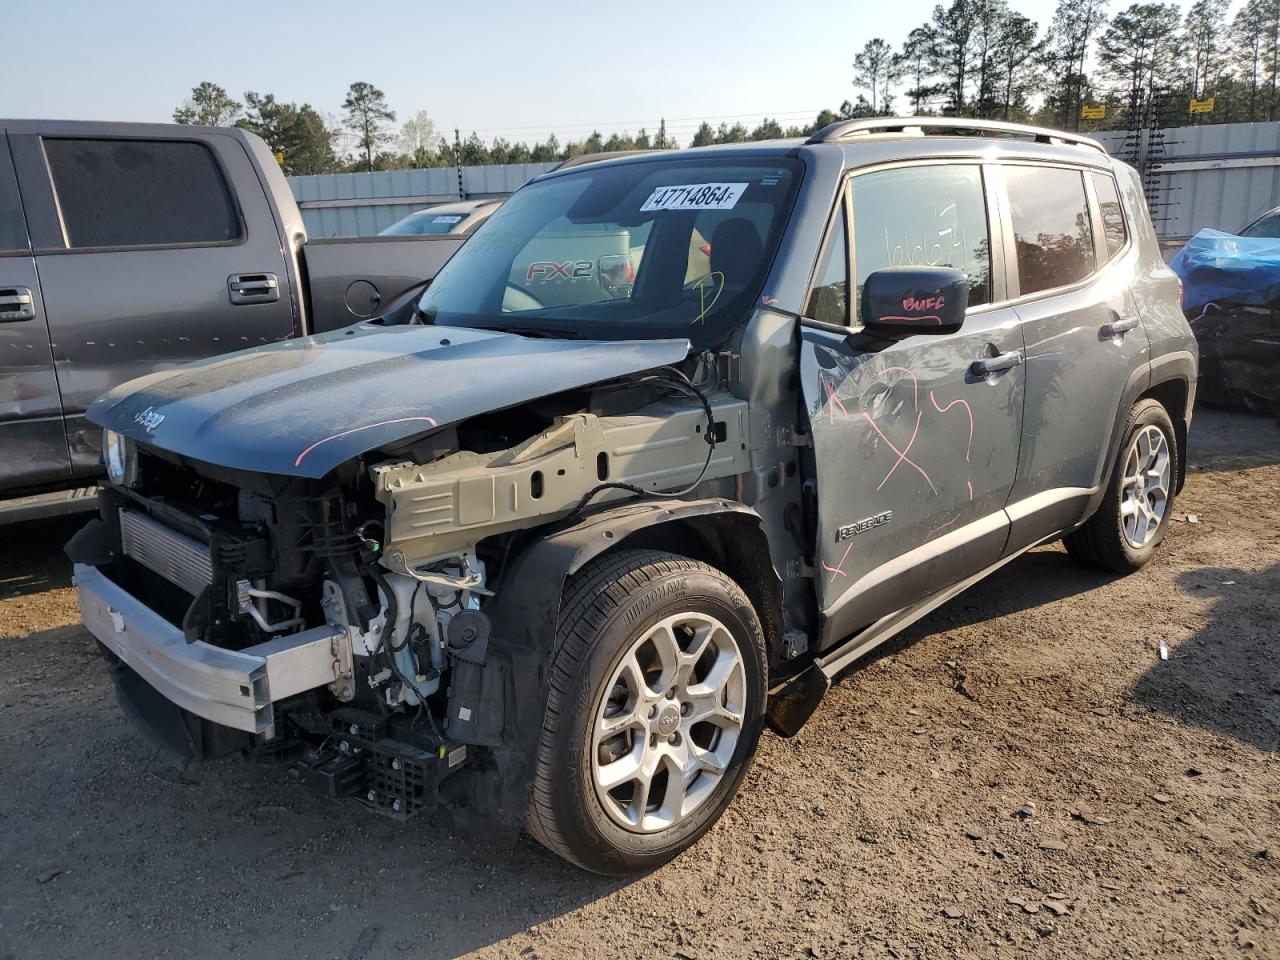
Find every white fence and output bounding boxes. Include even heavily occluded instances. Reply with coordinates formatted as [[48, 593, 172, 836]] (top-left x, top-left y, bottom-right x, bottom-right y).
[[288, 162, 557, 237]]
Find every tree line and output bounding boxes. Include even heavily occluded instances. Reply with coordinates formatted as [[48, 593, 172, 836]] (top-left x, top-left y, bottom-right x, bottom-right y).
[[853, 0, 1280, 131], [173, 79, 853, 175], [172, 0, 1280, 176]]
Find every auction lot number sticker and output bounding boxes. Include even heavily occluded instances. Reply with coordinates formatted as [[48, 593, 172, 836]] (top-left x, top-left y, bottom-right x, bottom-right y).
[[641, 182, 748, 212]]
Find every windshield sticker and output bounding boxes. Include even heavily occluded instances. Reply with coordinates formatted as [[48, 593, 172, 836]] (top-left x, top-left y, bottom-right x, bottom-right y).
[[432, 215, 464, 224], [641, 182, 748, 213]]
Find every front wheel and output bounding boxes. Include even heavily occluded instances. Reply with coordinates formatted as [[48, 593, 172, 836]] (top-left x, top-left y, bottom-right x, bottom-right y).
[[526, 549, 767, 875], [1065, 398, 1178, 573]]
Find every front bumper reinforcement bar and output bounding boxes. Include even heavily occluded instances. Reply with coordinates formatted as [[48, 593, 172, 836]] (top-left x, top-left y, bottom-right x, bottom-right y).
[[75, 563, 346, 736]]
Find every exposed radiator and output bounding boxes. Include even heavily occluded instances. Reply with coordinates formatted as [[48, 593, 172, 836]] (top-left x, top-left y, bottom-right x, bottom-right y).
[[119, 509, 213, 595]]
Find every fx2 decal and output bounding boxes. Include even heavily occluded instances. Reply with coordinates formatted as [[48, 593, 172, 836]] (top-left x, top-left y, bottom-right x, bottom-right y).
[[835, 510, 892, 542], [526, 260, 594, 281]]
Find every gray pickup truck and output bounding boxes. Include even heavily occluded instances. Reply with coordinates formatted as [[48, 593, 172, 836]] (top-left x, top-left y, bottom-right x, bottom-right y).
[[0, 119, 464, 521]]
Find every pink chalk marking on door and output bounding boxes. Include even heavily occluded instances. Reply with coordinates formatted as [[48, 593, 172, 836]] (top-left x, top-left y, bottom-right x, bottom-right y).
[[822, 373, 848, 425], [878, 365, 920, 410], [863, 410, 937, 494], [820, 542, 854, 580], [929, 390, 975, 463]]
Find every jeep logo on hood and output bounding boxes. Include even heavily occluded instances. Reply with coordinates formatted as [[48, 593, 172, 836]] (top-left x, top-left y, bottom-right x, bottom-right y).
[[132, 406, 165, 432]]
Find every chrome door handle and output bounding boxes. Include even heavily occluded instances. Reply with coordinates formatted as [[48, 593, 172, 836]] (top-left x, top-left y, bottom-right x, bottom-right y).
[[1101, 315, 1140, 338], [228, 273, 280, 305], [971, 351, 1023, 376], [0, 286, 35, 322]]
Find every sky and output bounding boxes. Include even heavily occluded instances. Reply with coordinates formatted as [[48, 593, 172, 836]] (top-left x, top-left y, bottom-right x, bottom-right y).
[[0, 0, 1218, 148]]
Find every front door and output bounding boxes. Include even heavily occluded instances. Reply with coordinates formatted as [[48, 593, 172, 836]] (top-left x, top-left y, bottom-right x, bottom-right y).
[[0, 131, 68, 493], [800, 162, 1025, 648]]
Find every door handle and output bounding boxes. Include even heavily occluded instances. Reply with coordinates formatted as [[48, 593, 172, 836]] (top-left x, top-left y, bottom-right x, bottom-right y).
[[0, 287, 35, 322], [1100, 315, 1140, 338], [970, 351, 1023, 376], [228, 273, 280, 305]]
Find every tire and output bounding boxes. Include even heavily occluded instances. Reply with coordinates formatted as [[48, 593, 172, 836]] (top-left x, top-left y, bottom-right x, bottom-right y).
[[526, 549, 768, 875], [1064, 398, 1178, 574]]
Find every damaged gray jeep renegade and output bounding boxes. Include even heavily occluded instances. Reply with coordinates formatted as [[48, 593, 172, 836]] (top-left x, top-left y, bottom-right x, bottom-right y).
[[70, 118, 1196, 874]]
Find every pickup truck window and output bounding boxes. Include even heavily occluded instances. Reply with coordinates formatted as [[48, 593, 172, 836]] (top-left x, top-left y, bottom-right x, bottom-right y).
[[43, 138, 240, 249], [417, 157, 801, 347], [0, 143, 29, 255]]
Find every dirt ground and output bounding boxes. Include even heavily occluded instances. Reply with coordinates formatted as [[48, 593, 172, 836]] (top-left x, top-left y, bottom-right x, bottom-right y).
[[1, 406, 1277, 960]]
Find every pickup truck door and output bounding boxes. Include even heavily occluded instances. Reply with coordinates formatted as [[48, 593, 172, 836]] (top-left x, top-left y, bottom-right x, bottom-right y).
[[0, 131, 69, 492], [799, 162, 1025, 651], [7, 126, 296, 476]]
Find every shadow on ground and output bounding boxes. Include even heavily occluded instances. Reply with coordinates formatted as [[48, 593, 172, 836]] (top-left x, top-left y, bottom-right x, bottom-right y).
[[828, 545, 1117, 685], [0, 517, 81, 599], [1131, 562, 1280, 753], [1187, 406, 1280, 473]]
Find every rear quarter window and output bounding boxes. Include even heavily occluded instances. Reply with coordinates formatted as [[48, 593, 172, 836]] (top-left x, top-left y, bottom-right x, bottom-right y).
[[43, 138, 240, 249], [1091, 171, 1127, 258], [1005, 165, 1095, 296]]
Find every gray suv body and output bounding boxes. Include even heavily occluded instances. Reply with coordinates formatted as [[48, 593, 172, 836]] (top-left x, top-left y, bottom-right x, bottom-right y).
[[69, 118, 1196, 875]]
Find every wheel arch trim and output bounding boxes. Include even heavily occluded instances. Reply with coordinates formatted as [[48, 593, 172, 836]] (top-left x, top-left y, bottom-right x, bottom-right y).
[[475, 499, 784, 829]]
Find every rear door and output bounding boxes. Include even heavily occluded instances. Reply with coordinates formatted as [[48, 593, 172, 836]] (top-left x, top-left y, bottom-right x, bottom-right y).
[[1000, 163, 1150, 552], [8, 127, 295, 476], [800, 161, 1025, 648], [0, 131, 69, 492]]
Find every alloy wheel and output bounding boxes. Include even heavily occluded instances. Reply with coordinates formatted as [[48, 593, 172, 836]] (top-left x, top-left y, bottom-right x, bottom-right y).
[[590, 612, 746, 834], [1120, 424, 1172, 549]]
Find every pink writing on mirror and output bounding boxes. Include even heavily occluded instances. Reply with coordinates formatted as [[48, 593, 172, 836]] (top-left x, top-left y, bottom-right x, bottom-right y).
[[902, 294, 945, 312]]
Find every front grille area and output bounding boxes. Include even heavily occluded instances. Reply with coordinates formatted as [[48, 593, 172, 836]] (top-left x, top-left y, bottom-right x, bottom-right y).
[[119, 509, 214, 596]]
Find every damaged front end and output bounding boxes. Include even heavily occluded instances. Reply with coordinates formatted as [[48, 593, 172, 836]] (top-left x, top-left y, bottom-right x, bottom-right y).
[[70, 350, 752, 832]]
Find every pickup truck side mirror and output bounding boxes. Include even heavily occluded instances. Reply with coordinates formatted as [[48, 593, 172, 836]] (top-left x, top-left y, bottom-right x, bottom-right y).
[[861, 267, 969, 335]]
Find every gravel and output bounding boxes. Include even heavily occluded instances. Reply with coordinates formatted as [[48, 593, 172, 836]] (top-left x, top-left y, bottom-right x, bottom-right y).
[[1, 407, 1277, 960]]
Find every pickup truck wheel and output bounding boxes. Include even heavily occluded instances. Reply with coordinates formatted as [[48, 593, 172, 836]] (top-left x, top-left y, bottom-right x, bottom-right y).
[[1065, 398, 1178, 574], [526, 549, 767, 875]]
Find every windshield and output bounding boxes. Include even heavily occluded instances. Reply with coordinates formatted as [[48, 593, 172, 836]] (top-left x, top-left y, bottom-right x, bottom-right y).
[[417, 157, 801, 345], [380, 210, 470, 236], [1241, 210, 1280, 239]]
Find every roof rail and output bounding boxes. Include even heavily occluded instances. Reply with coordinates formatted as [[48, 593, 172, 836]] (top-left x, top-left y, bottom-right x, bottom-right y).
[[806, 117, 1107, 155], [551, 149, 667, 171]]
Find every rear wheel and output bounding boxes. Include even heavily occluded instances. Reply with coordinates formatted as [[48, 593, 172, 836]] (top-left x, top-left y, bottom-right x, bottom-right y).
[[526, 549, 767, 875], [1065, 398, 1178, 573]]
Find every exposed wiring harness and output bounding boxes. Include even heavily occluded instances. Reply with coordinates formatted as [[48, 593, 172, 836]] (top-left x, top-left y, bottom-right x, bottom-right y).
[[565, 364, 717, 521]]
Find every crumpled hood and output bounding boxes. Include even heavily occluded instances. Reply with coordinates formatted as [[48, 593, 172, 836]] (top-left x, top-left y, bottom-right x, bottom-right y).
[[88, 323, 691, 479]]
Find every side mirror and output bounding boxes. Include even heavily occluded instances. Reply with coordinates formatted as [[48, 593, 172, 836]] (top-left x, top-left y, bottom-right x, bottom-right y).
[[861, 267, 969, 335]]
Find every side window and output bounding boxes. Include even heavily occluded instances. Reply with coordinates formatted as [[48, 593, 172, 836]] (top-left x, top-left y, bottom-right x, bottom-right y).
[[850, 164, 992, 319], [804, 200, 849, 325], [0, 140, 31, 255], [43, 138, 240, 249], [1091, 171, 1127, 258], [1005, 165, 1095, 295]]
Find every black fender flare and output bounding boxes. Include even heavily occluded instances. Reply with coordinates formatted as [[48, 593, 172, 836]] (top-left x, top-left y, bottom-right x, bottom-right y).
[[1084, 350, 1196, 519], [464, 498, 780, 830]]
